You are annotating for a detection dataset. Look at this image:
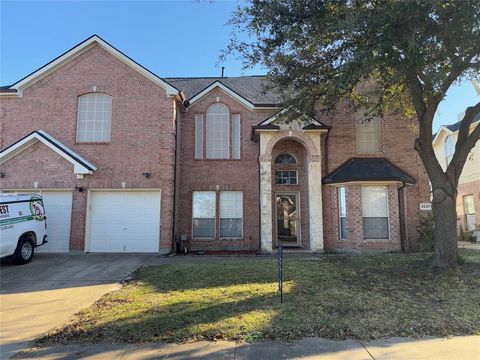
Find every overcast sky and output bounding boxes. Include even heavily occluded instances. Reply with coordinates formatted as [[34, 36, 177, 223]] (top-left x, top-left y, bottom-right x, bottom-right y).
[[1, 1, 477, 131]]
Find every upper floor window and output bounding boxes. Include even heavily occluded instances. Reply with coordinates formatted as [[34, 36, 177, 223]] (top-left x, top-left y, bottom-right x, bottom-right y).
[[275, 153, 296, 164], [76, 93, 112, 142], [195, 103, 240, 160], [356, 114, 382, 153], [445, 135, 455, 165]]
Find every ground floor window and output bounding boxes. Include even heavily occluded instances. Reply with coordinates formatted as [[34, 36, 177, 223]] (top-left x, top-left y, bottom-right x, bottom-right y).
[[337, 186, 348, 239], [463, 194, 476, 231], [361, 186, 389, 239], [192, 192, 216, 238], [192, 191, 243, 239], [220, 191, 243, 238]]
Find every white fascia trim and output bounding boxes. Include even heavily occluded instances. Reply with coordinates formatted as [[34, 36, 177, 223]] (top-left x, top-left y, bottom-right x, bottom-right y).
[[188, 81, 256, 110], [0, 130, 96, 174], [432, 126, 452, 146], [9, 36, 178, 96], [260, 107, 323, 126], [432, 119, 480, 146]]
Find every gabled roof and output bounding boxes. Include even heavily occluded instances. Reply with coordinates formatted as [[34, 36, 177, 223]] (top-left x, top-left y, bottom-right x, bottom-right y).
[[165, 76, 283, 109], [323, 158, 416, 185], [0, 131, 96, 174], [0, 35, 179, 97], [433, 113, 480, 145]]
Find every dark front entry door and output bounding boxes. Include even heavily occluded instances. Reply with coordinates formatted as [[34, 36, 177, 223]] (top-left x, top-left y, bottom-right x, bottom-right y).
[[275, 193, 300, 246]]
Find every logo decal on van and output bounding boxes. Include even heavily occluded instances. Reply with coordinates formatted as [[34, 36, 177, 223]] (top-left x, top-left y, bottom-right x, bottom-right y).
[[29, 196, 45, 221]]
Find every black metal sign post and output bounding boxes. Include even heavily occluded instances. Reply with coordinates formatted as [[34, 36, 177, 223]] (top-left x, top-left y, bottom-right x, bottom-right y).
[[277, 241, 283, 303]]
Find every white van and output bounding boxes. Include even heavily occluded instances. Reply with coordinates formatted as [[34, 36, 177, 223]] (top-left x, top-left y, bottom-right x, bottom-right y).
[[0, 193, 48, 264]]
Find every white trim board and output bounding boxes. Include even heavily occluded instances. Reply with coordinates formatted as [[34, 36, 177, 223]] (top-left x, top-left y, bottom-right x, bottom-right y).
[[0, 130, 96, 174], [187, 81, 281, 110]]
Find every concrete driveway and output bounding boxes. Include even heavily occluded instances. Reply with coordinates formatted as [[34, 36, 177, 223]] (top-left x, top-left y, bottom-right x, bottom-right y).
[[0, 253, 154, 359]]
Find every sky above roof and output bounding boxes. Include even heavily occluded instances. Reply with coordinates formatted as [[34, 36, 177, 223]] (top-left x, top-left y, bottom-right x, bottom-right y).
[[1, 1, 478, 132]]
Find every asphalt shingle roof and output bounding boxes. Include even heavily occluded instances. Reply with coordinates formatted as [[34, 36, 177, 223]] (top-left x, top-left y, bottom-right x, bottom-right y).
[[165, 76, 283, 106], [323, 157, 416, 184], [444, 112, 480, 132]]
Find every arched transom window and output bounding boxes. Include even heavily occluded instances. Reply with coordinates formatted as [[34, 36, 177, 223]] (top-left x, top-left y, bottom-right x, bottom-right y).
[[444, 135, 455, 165], [76, 93, 112, 142], [275, 153, 296, 164]]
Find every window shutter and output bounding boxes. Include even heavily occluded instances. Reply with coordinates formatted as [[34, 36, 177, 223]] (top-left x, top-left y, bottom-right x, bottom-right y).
[[232, 114, 241, 159], [195, 114, 204, 159]]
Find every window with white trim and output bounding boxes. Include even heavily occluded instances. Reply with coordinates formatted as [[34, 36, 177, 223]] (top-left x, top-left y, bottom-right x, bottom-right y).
[[232, 114, 241, 159], [361, 186, 389, 239], [192, 192, 216, 238], [356, 113, 382, 153], [444, 135, 455, 166], [206, 103, 230, 159], [195, 114, 204, 159], [275, 170, 298, 185], [220, 191, 243, 238], [463, 194, 476, 231], [338, 186, 348, 240], [195, 103, 240, 159], [76, 93, 112, 142]]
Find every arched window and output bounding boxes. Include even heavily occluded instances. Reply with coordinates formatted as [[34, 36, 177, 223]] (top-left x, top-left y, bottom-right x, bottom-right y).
[[444, 135, 455, 165], [76, 93, 112, 142], [275, 153, 297, 164], [206, 103, 230, 159]]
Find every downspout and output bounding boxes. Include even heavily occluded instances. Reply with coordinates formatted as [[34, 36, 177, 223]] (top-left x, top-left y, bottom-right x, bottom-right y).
[[171, 98, 188, 254], [398, 181, 406, 252], [257, 136, 262, 254]]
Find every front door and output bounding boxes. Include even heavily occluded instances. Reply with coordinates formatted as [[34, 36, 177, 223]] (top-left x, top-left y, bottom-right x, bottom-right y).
[[275, 193, 300, 246]]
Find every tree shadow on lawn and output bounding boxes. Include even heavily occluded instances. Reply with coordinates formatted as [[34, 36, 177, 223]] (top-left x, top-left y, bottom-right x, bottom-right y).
[[36, 252, 480, 346]]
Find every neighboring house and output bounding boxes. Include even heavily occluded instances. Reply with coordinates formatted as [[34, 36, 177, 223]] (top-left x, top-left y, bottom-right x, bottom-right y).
[[0, 35, 430, 254], [433, 115, 480, 232]]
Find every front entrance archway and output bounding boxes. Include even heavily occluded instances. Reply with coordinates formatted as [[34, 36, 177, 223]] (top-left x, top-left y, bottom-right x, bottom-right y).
[[258, 130, 324, 252]]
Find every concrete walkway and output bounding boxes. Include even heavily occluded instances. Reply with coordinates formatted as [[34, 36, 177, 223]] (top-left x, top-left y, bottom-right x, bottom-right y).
[[11, 336, 480, 359]]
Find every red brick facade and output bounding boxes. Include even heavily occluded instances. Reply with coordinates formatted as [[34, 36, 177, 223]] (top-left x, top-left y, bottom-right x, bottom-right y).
[[0, 44, 177, 252], [0, 38, 431, 254]]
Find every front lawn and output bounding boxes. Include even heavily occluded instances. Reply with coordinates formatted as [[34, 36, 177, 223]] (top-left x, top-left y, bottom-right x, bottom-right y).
[[39, 250, 480, 344]]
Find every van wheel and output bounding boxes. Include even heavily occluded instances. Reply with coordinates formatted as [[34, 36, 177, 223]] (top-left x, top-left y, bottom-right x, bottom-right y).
[[13, 236, 35, 265]]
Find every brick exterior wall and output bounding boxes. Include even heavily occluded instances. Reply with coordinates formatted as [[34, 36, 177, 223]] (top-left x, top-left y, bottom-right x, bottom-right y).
[[0, 42, 430, 254], [0, 44, 177, 252], [318, 104, 431, 251], [175, 88, 275, 251]]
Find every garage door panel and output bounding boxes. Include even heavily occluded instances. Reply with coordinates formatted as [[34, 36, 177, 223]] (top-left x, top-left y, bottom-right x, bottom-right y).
[[89, 191, 160, 253], [37, 191, 72, 253]]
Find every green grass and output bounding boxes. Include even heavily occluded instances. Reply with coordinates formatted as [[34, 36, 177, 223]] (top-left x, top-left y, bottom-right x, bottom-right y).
[[38, 250, 480, 344]]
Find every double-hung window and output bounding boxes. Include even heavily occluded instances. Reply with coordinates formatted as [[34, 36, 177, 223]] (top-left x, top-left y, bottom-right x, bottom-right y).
[[192, 192, 216, 238], [463, 194, 476, 231], [192, 191, 243, 239], [338, 187, 348, 239], [356, 112, 382, 153], [76, 93, 112, 142], [220, 191, 243, 238], [195, 103, 241, 159], [361, 186, 389, 239]]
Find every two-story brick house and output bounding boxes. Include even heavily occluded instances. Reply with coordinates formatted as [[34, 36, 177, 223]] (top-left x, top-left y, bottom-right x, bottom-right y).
[[0, 35, 430, 254]]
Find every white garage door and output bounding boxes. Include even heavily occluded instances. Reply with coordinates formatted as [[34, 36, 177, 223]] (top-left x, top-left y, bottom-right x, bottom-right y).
[[88, 191, 161, 252], [38, 191, 72, 253]]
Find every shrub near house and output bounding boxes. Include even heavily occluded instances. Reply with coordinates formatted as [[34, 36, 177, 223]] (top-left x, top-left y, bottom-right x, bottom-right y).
[[0, 35, 430, 254]]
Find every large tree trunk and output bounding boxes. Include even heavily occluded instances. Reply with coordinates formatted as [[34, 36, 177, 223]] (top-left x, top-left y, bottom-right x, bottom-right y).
[[431, 186, 458, 267]]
